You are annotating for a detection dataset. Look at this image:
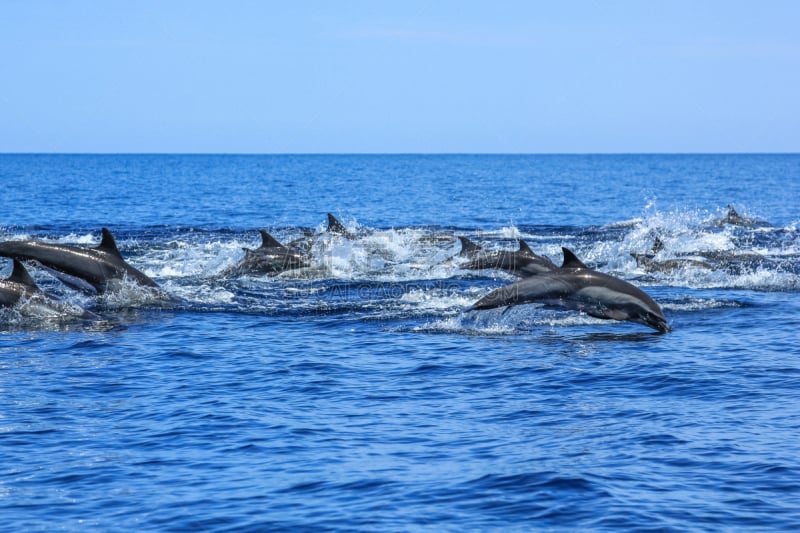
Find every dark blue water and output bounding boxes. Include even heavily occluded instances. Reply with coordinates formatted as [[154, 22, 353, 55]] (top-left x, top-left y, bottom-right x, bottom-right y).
[[1, 154, 799, 531]]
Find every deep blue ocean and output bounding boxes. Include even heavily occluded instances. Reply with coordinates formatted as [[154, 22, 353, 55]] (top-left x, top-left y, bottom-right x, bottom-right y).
[[2, 154, 799, 531]]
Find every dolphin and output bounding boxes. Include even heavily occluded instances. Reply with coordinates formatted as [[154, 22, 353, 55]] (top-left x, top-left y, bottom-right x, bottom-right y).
[[633, 236, 764, 274], [691, 249, 763, 262], [285, 228, 318, 254], [692, 249, 768, 275], [461, 238, 558, 277], [631, 237, 713, 273], [469, 247, 670, 333], [631, 253, 713, 273], [0, 228, 159, 294], [279, 214, 354, 253], [1, 260, 97, 319], [711, 205, 769, 227], [223, 230, 310, 275]]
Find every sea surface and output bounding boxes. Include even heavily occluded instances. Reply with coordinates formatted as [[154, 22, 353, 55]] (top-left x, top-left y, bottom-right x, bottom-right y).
[[1, 154, 799, 531]]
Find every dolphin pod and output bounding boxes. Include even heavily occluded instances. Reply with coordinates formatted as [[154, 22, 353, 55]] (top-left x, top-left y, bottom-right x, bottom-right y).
[[468, 248, 670, 333], [0, 214, 354, 297], [1, 214, 672, 332]]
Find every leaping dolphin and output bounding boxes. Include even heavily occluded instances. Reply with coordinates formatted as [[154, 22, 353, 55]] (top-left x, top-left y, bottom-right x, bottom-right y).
[[223, 230, 310, 276], [469, 247, 670, 333], [460, 238, 557, 277], [0, 228, 159, 294], [1, 260, 97, 319]]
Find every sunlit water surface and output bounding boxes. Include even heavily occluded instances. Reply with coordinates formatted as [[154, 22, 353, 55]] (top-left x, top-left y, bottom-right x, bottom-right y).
[[1, 154, 799, 530]]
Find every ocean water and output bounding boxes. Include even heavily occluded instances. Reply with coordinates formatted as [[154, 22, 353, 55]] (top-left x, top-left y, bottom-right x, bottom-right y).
[[1, 154, 799, 531]]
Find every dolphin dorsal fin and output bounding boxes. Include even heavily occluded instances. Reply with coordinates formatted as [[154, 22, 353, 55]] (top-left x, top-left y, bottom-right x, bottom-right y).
[[561, 247, 589, 269], [8, 260, 38, 288], [727, 204, 739, 218], [258, 230, 286, 249], [652, 236, 665, 254], [458, 236, 482, 257], [327, 213, 349, 235], [518, 239, 534, 255], [95, 228, 123, 259]]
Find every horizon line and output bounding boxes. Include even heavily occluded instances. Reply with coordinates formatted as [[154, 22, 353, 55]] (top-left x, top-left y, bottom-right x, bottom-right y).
[[1, 151, 799, 156]]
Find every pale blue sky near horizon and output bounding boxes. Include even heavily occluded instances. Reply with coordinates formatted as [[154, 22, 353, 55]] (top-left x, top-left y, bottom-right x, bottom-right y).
[[1, 1, 799, 154]]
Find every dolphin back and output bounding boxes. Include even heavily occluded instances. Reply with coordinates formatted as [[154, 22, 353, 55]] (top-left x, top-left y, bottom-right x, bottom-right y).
[[463, 249, 557, 277]]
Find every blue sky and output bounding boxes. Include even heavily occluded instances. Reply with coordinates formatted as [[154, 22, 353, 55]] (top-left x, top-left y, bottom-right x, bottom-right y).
[[1, 1, 798, 153]]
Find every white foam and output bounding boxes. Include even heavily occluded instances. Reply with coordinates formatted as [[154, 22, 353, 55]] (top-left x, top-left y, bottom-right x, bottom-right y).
[[55, 232, 99, 245], [662, 298, 740, 312], [415, 306, 617, 335], [303, 227, 463, 282], [414, 315, 517, 335], [399, 287, 477, 311], [138, 238, 247, 278], [573, 204, 800, 291], [160, 279, 235, 306], [498, 225, 522, 239]]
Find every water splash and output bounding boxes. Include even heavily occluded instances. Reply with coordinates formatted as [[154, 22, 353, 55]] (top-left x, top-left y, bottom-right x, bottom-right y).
[[3, 203, 798, 330]]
